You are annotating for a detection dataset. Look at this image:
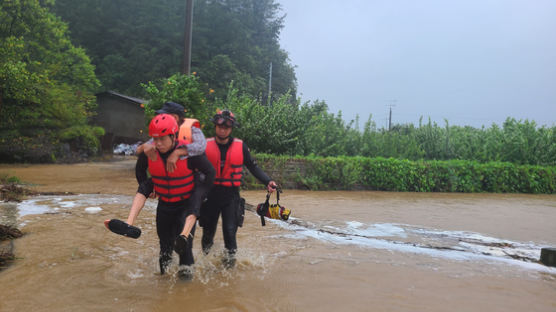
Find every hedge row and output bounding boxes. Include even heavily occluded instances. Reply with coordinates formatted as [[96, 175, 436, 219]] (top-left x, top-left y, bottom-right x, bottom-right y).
[[244, 154, 556, 194]]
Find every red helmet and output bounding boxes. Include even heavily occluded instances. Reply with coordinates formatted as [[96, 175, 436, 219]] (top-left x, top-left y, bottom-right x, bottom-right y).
[[149, 114, 178, 137]]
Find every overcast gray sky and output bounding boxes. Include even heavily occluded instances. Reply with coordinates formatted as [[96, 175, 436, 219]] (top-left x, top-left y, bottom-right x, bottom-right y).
[[278, 0, 556, 128]]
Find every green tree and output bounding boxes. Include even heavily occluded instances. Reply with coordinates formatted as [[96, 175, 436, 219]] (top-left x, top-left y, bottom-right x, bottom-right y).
[[141, 73, 211, 126], [193, 0, 296, 100], [52, 0, 297, 99], [206, 85, 302, 154], [0, 0, 102, 161]]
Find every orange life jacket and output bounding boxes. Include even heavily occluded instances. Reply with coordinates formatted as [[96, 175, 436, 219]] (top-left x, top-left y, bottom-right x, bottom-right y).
[[178, 118, 200, 144], [205, 138, 244, 187], [148, 144, 194, 202]]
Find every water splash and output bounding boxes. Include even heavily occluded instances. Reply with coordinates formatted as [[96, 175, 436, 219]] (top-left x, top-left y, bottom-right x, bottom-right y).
[[193, 249, 274, 286], [16, 198, 52, 217], [13, 194, 156, 219]]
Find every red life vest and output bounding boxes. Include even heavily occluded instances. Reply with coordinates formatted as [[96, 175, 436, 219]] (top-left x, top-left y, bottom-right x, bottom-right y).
[[206, 138, 244, 187], [148, 143, 194, 202]]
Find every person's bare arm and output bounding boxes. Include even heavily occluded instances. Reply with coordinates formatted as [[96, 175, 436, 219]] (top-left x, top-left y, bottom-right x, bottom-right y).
[[166, 148, 188, 172], [167, 127, 206, 172], [143, 143, 157, 161], [136, 143, 145, 154], [180, 214, 197, 239], [125, 193, 148, 225]]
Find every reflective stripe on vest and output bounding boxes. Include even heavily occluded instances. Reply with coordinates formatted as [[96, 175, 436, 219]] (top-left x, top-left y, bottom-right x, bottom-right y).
[[178, 118, 200, 144], [148, 149, 194, 202], [206, 138, 244, 187]]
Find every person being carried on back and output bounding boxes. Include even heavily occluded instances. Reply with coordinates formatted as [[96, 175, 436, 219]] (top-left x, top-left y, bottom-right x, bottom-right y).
[[106, 114, 215, 280], [114, 101, 207, 241], [137, 101, 205, 173]]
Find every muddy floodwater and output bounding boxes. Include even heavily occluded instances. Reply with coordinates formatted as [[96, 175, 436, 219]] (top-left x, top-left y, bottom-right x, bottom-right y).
[[1, 159, 555, 312]]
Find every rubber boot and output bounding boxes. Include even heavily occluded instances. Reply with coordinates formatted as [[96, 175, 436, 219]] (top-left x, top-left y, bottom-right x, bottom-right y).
[[159, 252, 172, 275], [201, 239, 213, 255], [177, 265, 194, 281], [222, 249, 236, 269]]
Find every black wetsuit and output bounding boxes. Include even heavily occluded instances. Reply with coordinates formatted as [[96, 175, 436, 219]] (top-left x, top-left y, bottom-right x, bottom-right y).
[[200, 137, 271, 256], [135, 147, 214, 273]]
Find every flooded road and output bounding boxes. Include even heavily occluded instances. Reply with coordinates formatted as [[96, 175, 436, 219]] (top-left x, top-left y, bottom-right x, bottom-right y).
[[1, 160, 555, 312]]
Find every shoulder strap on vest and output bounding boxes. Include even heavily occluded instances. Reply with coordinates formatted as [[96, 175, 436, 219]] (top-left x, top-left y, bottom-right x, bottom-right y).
[[179, 118, 200, 143]]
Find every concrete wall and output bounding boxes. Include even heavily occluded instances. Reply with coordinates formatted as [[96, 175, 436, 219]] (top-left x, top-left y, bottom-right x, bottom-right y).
[[244, 158, 309, 190]]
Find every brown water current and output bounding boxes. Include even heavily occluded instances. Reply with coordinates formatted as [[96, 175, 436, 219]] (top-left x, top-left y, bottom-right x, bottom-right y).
[[0, 159, 555, 312]]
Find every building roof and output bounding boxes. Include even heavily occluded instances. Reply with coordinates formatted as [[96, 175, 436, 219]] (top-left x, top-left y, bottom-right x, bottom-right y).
[[96, 91, 146, 104]]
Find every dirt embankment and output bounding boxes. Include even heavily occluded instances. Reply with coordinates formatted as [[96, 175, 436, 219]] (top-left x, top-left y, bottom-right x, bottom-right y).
[[0, 224, 22, 270], [1, 183, 75, 202], [0, 183, 75, 270], [0, 183, 27, 270]]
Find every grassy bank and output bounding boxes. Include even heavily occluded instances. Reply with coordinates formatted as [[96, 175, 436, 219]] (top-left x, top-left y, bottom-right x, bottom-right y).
[[245, 154, 556, 194]]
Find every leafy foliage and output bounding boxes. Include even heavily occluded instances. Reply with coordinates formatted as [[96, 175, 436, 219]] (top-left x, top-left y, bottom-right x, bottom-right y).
[[52, 0, 296, 99], [250, 154, 556, 194], [0, 173, 21, 184], [0, 0, 102, 161], [141, 73, 212, 126], [210, 86, 555, 166], [206, 86, 303, 153]]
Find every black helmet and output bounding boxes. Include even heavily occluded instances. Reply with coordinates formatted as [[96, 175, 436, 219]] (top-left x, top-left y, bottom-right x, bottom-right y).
[[211, 109, 240, 128], [155, 101, 186, 118]]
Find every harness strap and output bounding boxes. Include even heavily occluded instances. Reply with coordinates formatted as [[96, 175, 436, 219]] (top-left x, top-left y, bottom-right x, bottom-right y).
[[151, 173, 194, 181], [157, 190, 193, 201], [153, 180, 194, 189]]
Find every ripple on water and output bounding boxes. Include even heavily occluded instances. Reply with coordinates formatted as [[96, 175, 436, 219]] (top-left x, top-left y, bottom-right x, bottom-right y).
[[16, 198, 53, 217], [272, 218, 556, 274]]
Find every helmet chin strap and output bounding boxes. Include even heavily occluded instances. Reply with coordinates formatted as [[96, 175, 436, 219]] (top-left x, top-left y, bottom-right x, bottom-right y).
[[215, 125, 232, 142], [216, 134, 230, 141]]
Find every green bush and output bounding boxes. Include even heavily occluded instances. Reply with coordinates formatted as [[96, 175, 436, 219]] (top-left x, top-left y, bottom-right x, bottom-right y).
[[0, 174, 21, 184], [251, 154, 556, 194], [58, 125, 105, 154]]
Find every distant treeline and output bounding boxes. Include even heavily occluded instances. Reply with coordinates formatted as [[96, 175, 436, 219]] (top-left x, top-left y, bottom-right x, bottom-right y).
[[51, 0, 296, 100], [245, 154, 556, 194]]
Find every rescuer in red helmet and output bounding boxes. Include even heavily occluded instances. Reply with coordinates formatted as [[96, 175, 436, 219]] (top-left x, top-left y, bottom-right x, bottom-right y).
[[106, 114, 215, 280]]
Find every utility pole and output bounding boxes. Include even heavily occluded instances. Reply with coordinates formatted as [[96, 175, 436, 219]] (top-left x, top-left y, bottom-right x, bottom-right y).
[[388, 100, 396, 131], [267, 62, 272, 105], [182, 0, 194, 75]]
